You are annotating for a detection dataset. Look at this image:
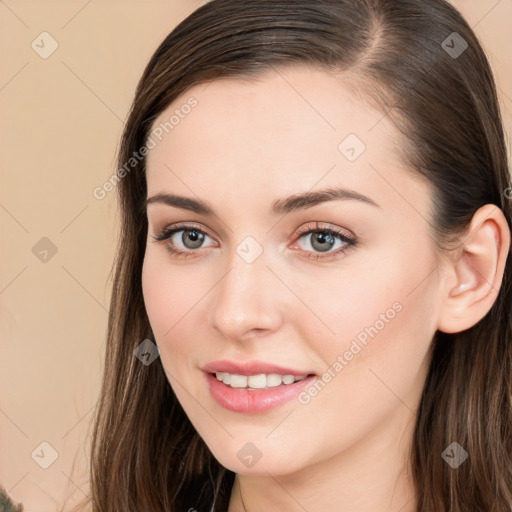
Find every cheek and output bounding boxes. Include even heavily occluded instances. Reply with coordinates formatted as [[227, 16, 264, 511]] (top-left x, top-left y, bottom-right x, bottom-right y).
[[283, 261, 437, 470], [142, 249, 183, 360], [141, 246, 204, 329], [142, 255, 171, 337], [142, 248, 208, 387], [301, 249, 438, 422], [322, 276, 433, 365]]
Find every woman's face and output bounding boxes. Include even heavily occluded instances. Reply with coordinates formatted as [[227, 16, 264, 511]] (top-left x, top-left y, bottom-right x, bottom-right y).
[[142, 66, 445, 476]]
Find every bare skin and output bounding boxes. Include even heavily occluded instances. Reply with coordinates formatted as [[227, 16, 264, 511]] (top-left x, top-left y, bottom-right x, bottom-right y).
[[141, 65, 510, 512]]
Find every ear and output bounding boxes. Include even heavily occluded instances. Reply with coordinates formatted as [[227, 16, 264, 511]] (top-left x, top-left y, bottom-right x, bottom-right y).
[[437, 204, 510, 334]]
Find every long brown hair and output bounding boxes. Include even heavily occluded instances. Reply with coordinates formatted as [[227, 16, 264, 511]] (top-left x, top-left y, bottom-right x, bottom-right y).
[[75, 0, 512, 510]]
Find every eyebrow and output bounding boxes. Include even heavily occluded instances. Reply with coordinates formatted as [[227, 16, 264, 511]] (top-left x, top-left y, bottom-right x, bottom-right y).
[[144, 186, 380, 216]]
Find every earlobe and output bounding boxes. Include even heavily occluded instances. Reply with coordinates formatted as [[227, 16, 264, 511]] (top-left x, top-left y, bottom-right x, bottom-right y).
[[437, 204, 510, 334]]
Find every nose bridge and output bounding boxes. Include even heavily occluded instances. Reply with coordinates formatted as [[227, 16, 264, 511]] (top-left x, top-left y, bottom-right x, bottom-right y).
[[208, 242, 282, 340]]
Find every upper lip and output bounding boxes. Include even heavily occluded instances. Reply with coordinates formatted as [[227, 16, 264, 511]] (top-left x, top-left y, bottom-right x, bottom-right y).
[[202, 360, 315, 376]]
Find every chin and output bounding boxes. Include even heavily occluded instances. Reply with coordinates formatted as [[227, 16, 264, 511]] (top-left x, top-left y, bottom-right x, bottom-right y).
[[225, 460, 296, 476]]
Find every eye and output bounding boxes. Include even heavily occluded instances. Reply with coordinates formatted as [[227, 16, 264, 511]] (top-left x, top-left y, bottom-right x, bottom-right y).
[[152, 221, 357, 261], [292, 222, 356, 261], [152, 223, 216, 259]]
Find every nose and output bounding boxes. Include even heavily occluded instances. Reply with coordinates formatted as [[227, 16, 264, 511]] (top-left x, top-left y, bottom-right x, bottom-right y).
[[208, 249, 284, 342]]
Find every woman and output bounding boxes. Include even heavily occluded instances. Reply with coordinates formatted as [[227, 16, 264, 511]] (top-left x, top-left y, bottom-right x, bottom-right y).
[[76, 0, 512, 510]]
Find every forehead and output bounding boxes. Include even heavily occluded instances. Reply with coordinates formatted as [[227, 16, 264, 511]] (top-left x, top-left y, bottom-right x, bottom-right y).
[[145, 66, 429, 218]]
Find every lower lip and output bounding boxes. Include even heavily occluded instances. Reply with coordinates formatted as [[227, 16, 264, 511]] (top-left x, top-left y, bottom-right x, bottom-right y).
[[205, 372, 317, 413]]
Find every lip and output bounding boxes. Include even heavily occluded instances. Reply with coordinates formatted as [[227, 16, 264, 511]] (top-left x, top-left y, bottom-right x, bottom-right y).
[[202, 360, 317, 413], [205, 373, 316, 413], [202, 359, 314, 377]]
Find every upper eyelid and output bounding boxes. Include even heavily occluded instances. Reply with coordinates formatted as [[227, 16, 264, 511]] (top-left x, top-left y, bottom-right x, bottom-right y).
[[155, 221, 349, 236], [295, 222, 353, 238]]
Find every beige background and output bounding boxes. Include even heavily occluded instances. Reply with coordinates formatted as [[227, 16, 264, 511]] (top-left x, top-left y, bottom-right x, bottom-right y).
[[1, 1, 511, 510]]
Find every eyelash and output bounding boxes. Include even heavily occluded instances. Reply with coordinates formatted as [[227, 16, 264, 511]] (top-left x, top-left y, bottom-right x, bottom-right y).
[[151, 221, 357, 261]]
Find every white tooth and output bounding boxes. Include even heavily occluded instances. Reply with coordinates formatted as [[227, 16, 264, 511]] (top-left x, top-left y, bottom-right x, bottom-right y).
[[230, 374, 248, 388], [220, 372, 307, 388], [247, 374, 267, 389], [282, 375, 295, 385], [266, 373, 283, 387]]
